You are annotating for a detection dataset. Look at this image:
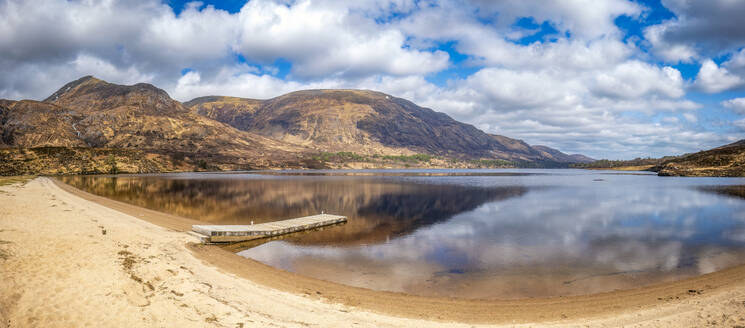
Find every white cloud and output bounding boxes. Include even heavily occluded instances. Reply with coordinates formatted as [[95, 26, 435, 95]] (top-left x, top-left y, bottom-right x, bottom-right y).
[[138, 3, 238, 64], [591, 61, 684, 99], [174, 69, 305, 101], [723, 98, 745, 115], [71, 54, 154, 86], [234, 0, 449, 79], [694, 59, 743, 93]]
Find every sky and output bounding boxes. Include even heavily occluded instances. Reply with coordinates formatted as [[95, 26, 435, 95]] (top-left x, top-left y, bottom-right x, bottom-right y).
[[1, 0, 745, 159]]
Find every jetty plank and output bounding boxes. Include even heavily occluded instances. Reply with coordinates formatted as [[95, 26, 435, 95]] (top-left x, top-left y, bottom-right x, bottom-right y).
[[191, 214, 347, 243]]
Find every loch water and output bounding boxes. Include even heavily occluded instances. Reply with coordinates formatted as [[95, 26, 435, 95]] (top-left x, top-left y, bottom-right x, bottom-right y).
[[61, 169, 745, 299]]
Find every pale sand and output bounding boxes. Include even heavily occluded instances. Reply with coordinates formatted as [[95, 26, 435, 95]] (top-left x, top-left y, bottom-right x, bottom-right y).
[[0, 177, 744, 327]]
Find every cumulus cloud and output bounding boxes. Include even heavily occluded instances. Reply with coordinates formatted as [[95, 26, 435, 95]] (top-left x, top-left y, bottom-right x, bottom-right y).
[[723, 97, 745, 115], [694, 59, 743, 93], [591, 61, 684, 99], [235, 0, 449, 79]]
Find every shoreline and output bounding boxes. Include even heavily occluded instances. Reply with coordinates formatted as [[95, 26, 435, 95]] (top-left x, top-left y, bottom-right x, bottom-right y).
[[48, 177, 745, 325]]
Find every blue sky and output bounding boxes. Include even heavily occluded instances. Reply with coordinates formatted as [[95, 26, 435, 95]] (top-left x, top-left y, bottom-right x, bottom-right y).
[[1, 0, 744, 159]]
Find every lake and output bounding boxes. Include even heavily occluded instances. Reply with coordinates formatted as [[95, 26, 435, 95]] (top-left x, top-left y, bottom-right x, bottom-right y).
[[60, 169, 745, 299]]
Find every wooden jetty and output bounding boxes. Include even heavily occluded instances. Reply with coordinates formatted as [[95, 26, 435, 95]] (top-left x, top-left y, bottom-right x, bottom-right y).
[[190, 214, 347, 243]]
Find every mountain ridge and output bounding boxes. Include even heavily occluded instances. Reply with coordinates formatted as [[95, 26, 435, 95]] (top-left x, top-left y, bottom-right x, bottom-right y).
[[0, 76, 593, 175], [185, 89, 590, 163]]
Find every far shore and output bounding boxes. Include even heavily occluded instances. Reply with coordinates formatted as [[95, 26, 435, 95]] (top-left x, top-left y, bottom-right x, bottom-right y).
[[585, 165, 656, 171], [1, 176, 744, 327]]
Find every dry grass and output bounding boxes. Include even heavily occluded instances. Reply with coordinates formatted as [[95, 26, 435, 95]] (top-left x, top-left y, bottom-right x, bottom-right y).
[[588, 165, 655, 171], [0, 176, 34, 187]]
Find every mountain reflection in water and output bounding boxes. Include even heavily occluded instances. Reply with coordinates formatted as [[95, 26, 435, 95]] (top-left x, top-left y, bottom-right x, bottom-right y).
[[61, 171, 745, 299], [60, 173, 528, 246]]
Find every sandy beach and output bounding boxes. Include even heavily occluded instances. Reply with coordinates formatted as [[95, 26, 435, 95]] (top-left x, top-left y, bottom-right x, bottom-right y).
[[1, 177, 745, 327]]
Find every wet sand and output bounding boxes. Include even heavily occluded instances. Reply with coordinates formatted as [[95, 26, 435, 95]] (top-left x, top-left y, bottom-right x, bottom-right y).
[[1, 177, 744, 327]]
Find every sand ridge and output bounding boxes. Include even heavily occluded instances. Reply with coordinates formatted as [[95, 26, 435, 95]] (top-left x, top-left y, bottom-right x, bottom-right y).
[[0, 177, 744, 327]]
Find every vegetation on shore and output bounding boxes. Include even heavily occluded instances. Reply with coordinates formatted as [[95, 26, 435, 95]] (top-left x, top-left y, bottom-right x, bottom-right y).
[[652, 140, 745, 177], [0, 147, 276, 176], [570, 157, 673, 170], [303, 151, 572, 169], [570, 140, 745, 177]]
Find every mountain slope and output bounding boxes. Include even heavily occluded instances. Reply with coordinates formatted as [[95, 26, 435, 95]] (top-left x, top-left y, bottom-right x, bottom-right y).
[[0, 100, 86, 148], [186, 90, 587, 163], [184, 96, 262, 129], [654, 140, 745, 176]]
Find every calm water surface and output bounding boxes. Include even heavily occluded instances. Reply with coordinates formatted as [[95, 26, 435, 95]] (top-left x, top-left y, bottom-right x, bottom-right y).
[[61, 169, 745, 299]]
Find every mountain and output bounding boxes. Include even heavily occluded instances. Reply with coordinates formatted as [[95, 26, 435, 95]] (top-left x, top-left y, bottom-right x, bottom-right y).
[[0, 76, 594, 175], [532, 145, 595, 163], [42, 76, 303, 160], [186, 89, 589, 163], [1, 76, 310, 174], [654, 139, 745, 177]]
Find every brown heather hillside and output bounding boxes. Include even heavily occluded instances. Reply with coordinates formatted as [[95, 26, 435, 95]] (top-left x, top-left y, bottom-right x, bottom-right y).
[[184, 96, 262, 129], [654, 139, 745, 177], [186, 90, 588, 163], [1, 100, 86, 147]]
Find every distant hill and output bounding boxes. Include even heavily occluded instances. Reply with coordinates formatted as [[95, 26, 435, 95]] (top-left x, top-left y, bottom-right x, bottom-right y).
[[532, 145, 595, 163], [653, 140, 745, 177], [0, 76, 594, 175]]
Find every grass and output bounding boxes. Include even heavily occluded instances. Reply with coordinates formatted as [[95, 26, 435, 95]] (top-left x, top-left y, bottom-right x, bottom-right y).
[[0, 176, 35, 187], [468, 159, 514, 168]]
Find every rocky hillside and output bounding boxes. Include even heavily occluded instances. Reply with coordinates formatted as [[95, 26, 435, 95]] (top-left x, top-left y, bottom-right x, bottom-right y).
[[0, 100, 86, 148], [654, 140, 745, 177], [186, 90, 589, 163], [184, 96, 261, 130]]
